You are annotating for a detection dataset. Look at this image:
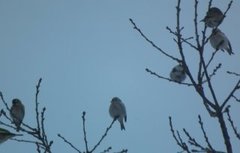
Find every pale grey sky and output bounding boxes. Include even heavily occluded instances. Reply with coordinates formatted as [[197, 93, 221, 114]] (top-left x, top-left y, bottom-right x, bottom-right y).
[[0, 0, 240, 152]]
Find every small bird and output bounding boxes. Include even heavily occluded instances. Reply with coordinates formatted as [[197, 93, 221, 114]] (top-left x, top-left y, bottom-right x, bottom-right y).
[[109, 97, 127, 130], [210, 28, 233, 55], [0, 127, 22, 144], [170, 64, 186, 83], [202, 7, 224, 28], [10, 99, 25, 132]]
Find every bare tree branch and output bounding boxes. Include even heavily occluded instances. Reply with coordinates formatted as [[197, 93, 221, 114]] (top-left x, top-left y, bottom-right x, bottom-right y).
[[129, 18, 181, 62], [145, 68, 193, 86], [231, 95, 240, 102], [100, 146, 112, 153], [183, 128, 205, 150], [198, 115, 214, 151], [220, 80, 240, 110], [90, 118, 117, 153], [227, 71, 240, 77], [225, 107, 240, 141], [35, 78, 42, 132], [82, 111, 89, 152], [169, 116, 191, 153], [58, 134, 82, 153]]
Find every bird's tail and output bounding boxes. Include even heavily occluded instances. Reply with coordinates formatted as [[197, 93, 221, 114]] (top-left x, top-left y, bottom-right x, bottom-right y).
[[16, 126, 21, 132], [226, 41, 234, 55], [120, 122, 125, 130], [226, 47, 234, 55]]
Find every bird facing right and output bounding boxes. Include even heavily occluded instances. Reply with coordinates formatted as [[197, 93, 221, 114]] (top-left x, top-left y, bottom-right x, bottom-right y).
[[10, 99, 25, 132], [109, 97, 127, 130], [209, 28, 233, 55]]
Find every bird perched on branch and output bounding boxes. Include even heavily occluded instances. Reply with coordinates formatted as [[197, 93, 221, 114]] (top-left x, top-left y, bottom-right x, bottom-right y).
[[0, 127, 22, 144], [202, 7, 224, 28], [170, 64, 186, 83], [109, 97, 127, 130], [210, 28, 233, 55], [10, 99, 25, 132]]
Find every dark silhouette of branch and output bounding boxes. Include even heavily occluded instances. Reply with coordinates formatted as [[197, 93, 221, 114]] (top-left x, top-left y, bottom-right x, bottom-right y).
[[216, 112, 232, 153], [10, 137, 38, 144], [231, 95, 240, 102], [201, 63, 222, 84], [100, 148, 127, 153], [172, 115, 228, 153], [100, 146, 112, 153], [82, 111, 89, 152], [166, 26, 197, 50], [90, 118, 116, 153], [198, 115, 214, 151], [227, 71, 240, 77], [194, 1, 234, 152], [0, 91, 11, 112], [35, 78, 42, 132], [0, 78, 53, 152], [225, 107, 240, 141], [169, 116, 191, 153], [145, 68, 193, 86], [58, 134, 82, 153], [204, 51, 218, 71], [59, 111, 120, 153], [129, 18, 181, 62], [183, 128, 205, 150], [139, 0, 235, 152], [32, 78, 53, 153], [220, 80, 240, 110], [114, 149, 128, 153]]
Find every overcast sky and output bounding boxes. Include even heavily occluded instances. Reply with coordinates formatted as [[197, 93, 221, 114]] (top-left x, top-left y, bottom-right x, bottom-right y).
[[0, 0, 240, 152]]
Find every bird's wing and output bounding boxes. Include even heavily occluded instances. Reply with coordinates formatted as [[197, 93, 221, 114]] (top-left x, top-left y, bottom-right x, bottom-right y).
[[119, 101, 127, 122]]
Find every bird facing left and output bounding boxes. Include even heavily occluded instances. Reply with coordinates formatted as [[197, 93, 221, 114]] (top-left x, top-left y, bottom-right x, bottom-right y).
[[10, 99, 25, 132], [0, 127, 22, 144]]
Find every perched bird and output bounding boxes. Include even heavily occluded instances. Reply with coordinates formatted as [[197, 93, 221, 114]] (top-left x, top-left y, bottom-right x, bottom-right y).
[[170, 64, 186, 83], [210, 28, 233, 55], [10, 99, 25, 132], [109, 97, 127, 130], [0, 127, 22, 144], [202, 7, 224, 28]]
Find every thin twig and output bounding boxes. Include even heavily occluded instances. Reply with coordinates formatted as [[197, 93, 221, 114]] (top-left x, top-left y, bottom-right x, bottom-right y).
[[35, 78, 42, 132], [114, 149, 128, 153], [225, 107, 240, 140], [90, 118, 117, 153], [227, 71, 240, 77], [202, 63, 222, 83], [58, 134, 82, 153], [201, 51, 218, 79], [82, 111, 89, 152], [166, 27, 197, 50], [0, 91, 11, 111], [231, 95, 240, 102], [129, 18, 181, 62], [220, 79, 240, 110], [145, 68, 193, 86], [11, 137, 41, 145], [183, 128, 205, 150], [100, 147, 112, 153], [169, 116, 191, 153], [198, 115, 214, 151]]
